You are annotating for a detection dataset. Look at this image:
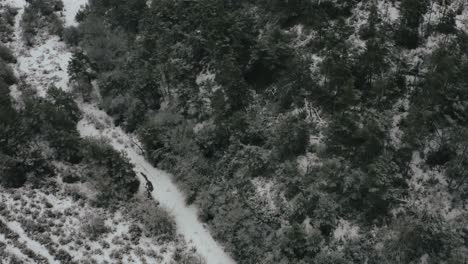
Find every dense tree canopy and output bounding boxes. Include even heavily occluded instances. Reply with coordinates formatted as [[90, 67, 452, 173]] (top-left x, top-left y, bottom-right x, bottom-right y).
[[61, 0, 468, 262]]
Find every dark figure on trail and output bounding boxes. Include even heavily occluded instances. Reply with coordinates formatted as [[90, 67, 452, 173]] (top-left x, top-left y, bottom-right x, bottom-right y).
[[140, 172, 154, 198]]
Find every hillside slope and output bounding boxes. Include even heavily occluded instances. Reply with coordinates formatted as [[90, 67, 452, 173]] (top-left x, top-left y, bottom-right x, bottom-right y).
[[1, 0, 233, 263], [3, 0, 468, 263]]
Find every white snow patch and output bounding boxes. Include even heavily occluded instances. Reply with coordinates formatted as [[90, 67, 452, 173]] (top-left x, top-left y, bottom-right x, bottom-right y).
[[17, 37, 71, 97], [62, 0, 88, 27], [297, 152, 320, 176], [251, 177, 279, 213], [333, 219, 360, 241]]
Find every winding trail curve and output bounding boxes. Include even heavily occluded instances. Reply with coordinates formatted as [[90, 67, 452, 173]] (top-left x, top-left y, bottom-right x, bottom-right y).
[[6, 0, 236, 263]]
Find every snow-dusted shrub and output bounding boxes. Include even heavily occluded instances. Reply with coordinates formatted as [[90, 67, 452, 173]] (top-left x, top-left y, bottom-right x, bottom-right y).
[[270, 113, 309, 160], [48, 14, 64, 37], [26, 0, 63, 16], [63, 185, 86, 201], [21, 0, 65, 45], [138, 112, 194, 166], [129, 199, 176, 240], [109, 248, 123, 260], [0, 5, 15, 42], [3, 5, 17, 26], [80, 138, 139, 207], [128, 223, 142, 243], [172, 246, 206, 264], [55, 249, 73, 263], [63, 26, 80, 46], [80, 213, 109, 240]]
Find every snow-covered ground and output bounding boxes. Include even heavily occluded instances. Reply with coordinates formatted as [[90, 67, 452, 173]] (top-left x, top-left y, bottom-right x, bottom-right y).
[[0, 215, 59, 264], [0, 185, 185, 263], [77, 103, 235, 264], [4, 0, 236, 263], [62, 0, 87, 27]]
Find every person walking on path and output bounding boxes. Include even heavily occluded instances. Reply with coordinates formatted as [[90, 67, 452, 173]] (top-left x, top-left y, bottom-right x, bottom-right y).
[[140, 172, 154, 198]]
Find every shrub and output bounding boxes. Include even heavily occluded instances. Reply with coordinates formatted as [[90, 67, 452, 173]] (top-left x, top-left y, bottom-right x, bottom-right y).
[[128, 224, 142, 243], [381, 213, 462, 263], [173, 247, 206, 264], [55, 249, 73, 262], [4, 6, 18, 26], [48, 15, 64, 37], [0, 45, 16, 63], [394, 0, 429, 49], [63, 26, 80, 46], [62, 173, 80, 184], [129, 199, 176, 239], [138, 112, 184, 164], [0, 60, 17, 85], [81, 138, 139, 206], [26, 0, 63, 16], [21, 0, 65, 45], [270, 114, 309, 160], [426, 144, 455, 166], [0, 155, 27, 188], [436, 10, 457, 34], [81, 214, 109, 240]]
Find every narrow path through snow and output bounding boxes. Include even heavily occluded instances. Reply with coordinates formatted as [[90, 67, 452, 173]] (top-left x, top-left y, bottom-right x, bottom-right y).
[[78, 103, 236, 264], [6, 0, 236, 263]]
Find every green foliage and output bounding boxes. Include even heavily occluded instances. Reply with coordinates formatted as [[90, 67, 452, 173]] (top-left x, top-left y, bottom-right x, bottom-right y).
[[87, 0, 147, 33], [0, 154, 27, 188], [80, 213, 109, 240], [262, 0, 356, 27], [22, 87, 82, 163], [128, 199, 176, 239], [270, 113, 309, 160], [78, 16, 128, 72], [279, 224, 323, 262], [22, 0, 65, 45], [71, 0, 468, 262], [62, 26, 81, 46], [138, 112, 185, 165], [381, 213, 463, 263], [436, 10, 457, 34], [81, 138, 139, 207], [0, 44, 16, 63], [0, 60, 17, 85], [325, 110, 389, 165], [26, 0, 64, 15], [395, 0, 429, 49]]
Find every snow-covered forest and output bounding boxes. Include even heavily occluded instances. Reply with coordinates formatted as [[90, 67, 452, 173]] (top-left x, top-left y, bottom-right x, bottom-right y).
[[2, 0, 468, 263]]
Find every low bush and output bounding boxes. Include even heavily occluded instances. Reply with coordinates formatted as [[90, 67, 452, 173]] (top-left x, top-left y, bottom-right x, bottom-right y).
[[81, 213, 109, 240], [63, 26, 80, 46], [0, 45, 16, 63], [129, 199, 176, 240], [21, 0, 65, 45], [81, 138, 139, 207], [55, 249, 73, 263], [0, 60, 17, 85]]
